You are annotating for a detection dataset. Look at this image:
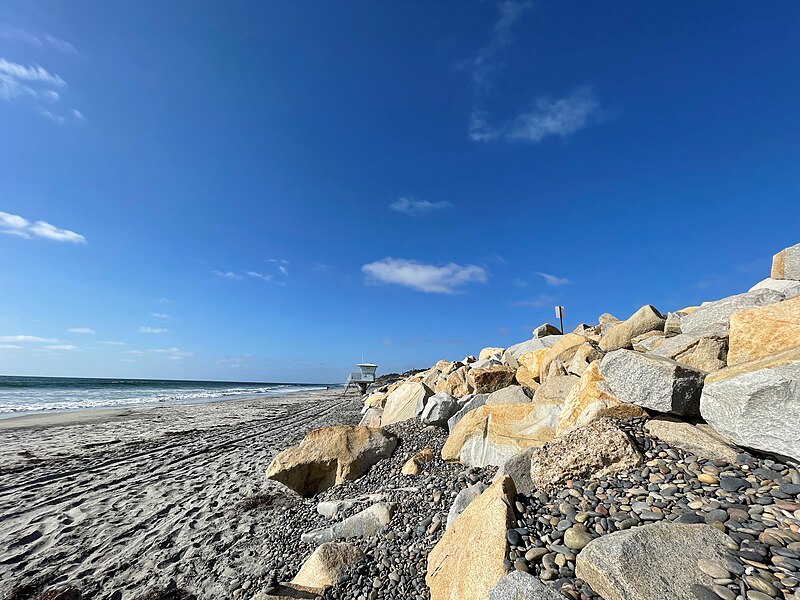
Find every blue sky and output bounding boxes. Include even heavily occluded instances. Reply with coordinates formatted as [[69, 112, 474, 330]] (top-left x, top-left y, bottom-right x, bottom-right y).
[[2, 2, 800, 382]]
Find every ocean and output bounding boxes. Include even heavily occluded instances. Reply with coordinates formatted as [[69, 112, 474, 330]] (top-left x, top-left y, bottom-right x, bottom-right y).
[[0, 375, 330, 416]]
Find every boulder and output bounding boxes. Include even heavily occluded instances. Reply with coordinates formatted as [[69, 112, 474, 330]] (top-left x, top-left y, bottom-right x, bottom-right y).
[[538, 334, 587, 382], [363, 392, 386, 409], [599, 305, 665, 352], [649, 333, 728, 372], [436, 365, 472, 398], [401, 448, 434, 476], [506, 335, 562, 359], [567, 342, 604, 377], [442, 403, 555, 467], [446, 393, 488, 431], [532, 374, 579, 406], [494, 447, 535, 496], [291, 542, 365, 592], [556, 361, 647, 436], [700, 348, 800, 462], [771, 242, 800, 280], [471, 357, 502, 370], [468, 365, 517, 394], [518, 349, 549, 383], [575, 523, 734, 600], [381, 382, 433, 426], [630, 331, 665, 352], [749, 277, 800, 298], [600, 350, 705, 416], [501, 348, 520, 370], [515, 364, 540, 390], [421, 392, 461, 427], [533, 323, 561, 338], [426, 476, 516, 600], [530, 419, 642, 491], [435, 359, 451, 372], [680, 289, 784, 338], [645, 417, 739, 463], [301, 502, 394, 545], [663, 311, 683, 336], [728, 295, 800, 366], [486, 385, 532, 405], [358, 407, 383, 427], [479, 346, 505, 360], [489, 572, 563, 600], [598, 312, 619, 325], [266, 425, 397, 496], [445, 481, 487, 529]]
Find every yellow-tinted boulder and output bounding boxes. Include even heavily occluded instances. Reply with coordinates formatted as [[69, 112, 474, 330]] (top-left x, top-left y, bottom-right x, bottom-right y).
[[728, 296, 800, 366]]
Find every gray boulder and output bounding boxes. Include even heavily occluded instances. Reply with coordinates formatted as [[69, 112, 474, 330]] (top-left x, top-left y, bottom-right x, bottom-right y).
[[447, 393, 488, 431], [533, 323, 562, 338], [489, 571, 562, 600], [772, 242, 800, 280], [700, 348, 800, 462], [420, 392, 460, 427], [749, 277, 800, 298], [600, 350, 705, 416], [445, 482, 486, 530], [663, 311, 683, 336], [301, 502, 394, 545], [486, 384, 532, 405], [680, 289, 783, 337], [645, 417, 739, 463], [599, 305, 665, 352], [575, 523, 734, 600], [506, 335, 563, 359], [649, 333, 728, 373], [494, 447, 535, 496]]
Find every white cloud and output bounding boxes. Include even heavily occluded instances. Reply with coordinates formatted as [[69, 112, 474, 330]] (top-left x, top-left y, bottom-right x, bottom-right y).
[[0, 26, 77, 54], [0, 344, 23, 349], [139, 326, 168, 334], [150, 347, 193, 359], [247, 271, 274, 282], [150, 313, 172, 321], [46, 344, 79, 351], [389, 197, 453, 217], [68, 327, 96, 334], [0, 335, 59, 343], [0, 58, 64, 86], [508, 87, 599, 142], [279, 265, 289, 276], [0, 53, 83, 124], [157, 297, 172, 303], [535, 272, 570, 287], [362, 257, 488, 294], [470, 1, 532, 90], [214, 270, 242, 280], [71, 108, 84, 120], [99, 341, 126, 346], [267, 258, 289, 264], [0, 210, 86, 243], [127, 350, 145, 355]]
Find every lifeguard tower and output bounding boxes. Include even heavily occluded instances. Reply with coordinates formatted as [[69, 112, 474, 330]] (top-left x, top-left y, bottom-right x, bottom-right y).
[[344, 362, 378, 395]]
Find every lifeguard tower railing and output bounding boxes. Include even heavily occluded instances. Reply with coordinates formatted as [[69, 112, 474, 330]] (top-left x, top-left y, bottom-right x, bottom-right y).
[[347, 371, 375, 384], [343, 363, 378, 395]]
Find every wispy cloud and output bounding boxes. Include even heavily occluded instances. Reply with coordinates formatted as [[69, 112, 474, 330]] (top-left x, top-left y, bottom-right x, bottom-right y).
[[127, 350, 145, 355], [389, 197, 453, 218], [0, 335, 59, 343], [0, 58, 64, 86], [470, 1, 532, 90], [150, 347, 193, 360], [0, 55, 82, 123], [0, 344, 23, 349], [513, 293, 558, 308], [99, 341, 126, 346], [0, 210, 86, 243], [247, 271, 274, 282], [0, 26, 77, 54], [218, 354, 251, 367], [46, 344, 79, 351], [139, 326, 168, 334], [362, 257, 488, 294], [535, 272, 570, 287], [156, 297, 172, 304], [214, 270, 243, 280], [68, 327, 95, 334], [279, 265, 289, 276], [150, 313, 172, 321]]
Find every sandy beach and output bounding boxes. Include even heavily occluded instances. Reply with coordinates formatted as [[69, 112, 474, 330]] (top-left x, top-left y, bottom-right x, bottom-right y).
[[0, 390, 364, 599]]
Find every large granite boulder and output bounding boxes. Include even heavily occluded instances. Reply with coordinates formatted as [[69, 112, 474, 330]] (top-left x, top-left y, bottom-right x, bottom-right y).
[[530, 419, 642, 491], [442, 403, 555, 467], [479, 346, 505, 360], [567, 342, 604, 377], [532, 373, 579, 406], [446, 393, 488, 431], [301, 502, 394, 545], [680, 289, 784, 338], [645, 417, 739, 463], [494, 447, 535, 496], [517, 349, 549, 384], [358, 407, 383, 427], [426, 476, 516, 600], [489, 572, 562, 600], [556, 361, 647, 436], [487, 384, 532, 405], [750, 277, 800, 298], [401, 448, 434, 476], [468, 365, 517, 394], [771, 242, 800, 280], [533, 323, 562, 338], [649, 333, 728, 372], [506, 335, 563, 360], [700, 348, 800, 462], [435, 365, 472, 398], [266, 425, 397, 496], [421, 392, 461, 427], [599, 305, 666, 352], [291, 542, 365, 592], [728, 295, 800, 366], [515, 363, 540, 390], [381, 382, 433, 426], [539, 334, 587, 382], [575, 523, 734, 600], [600, 350, 705, 416], [445, 481, 486, 530]]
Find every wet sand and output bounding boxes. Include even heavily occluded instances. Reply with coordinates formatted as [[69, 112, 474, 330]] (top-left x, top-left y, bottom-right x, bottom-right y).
[[0, 389, 363, 599]]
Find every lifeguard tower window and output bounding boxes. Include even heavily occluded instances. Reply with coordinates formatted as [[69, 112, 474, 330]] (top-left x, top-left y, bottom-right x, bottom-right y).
[[344, 363, 378, 395]]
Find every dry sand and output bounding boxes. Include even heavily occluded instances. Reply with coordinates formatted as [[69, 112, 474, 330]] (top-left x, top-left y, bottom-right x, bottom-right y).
[[0, 389, 363, 599]]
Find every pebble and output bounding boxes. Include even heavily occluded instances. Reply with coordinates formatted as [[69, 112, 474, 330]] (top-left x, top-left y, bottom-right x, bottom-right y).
[[698, 559, 730, 579]]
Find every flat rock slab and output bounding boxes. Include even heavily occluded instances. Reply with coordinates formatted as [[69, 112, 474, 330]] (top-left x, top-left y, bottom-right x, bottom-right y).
[[301, 502, 394, 545], [489, 571, 562, 600], [575, 522, 734, 600], [645, 417, 739, 463], [680, 290, 783, 338]]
